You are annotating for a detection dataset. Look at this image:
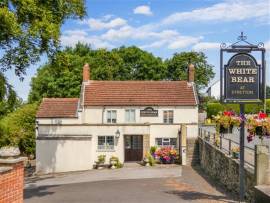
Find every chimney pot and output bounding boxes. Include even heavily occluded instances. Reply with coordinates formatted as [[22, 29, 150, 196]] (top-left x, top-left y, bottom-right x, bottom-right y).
[[188, 63, 195, 83], [83, 63, 90, 82]]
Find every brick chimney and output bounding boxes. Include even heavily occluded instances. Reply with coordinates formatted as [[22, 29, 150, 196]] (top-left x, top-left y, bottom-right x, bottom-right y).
[[188, 63, 195, 83], [83, 63, 90, 82]]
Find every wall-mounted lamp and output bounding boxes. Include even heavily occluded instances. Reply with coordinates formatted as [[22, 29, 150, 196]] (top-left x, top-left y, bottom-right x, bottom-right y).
[[115, 129, 120, 138]]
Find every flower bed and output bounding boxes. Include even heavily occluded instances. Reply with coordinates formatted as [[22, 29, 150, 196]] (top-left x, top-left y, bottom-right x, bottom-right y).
[[155, 146, 177, 164]]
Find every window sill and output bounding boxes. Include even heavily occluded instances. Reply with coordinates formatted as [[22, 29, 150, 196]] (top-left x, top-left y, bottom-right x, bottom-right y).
[[96, 149, 116, 152]]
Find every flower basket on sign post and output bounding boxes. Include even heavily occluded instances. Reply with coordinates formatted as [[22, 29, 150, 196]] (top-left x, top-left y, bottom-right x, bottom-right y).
[[246, 112, 270, 142]]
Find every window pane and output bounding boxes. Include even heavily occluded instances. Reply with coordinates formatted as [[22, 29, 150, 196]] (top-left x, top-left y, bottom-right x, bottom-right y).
[[155, 138, 162, 146], [106, 136, 114, 150], [163, 111, 168, 123], [130, 110, 135, 122], [112, 111, 117, 123], [170, 138, 177, 147], [107, 111, 111, 123], [125, 110, 130, 122], [169, 111, 174, 124], [98, 136, 106, 149]]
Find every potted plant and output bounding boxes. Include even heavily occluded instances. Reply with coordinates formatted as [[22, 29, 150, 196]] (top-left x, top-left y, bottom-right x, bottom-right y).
[[231, 146, 240, 159], [155, 146, 177, 164], [143, 152, 155, 166], [95, 155, 106, 169], [109, 156, 123, 169]]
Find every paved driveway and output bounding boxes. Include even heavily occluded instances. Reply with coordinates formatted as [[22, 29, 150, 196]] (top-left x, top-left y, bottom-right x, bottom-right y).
[[24, 165, 237, 203]]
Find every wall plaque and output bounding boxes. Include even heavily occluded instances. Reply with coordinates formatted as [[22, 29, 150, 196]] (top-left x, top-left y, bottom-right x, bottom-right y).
[[140, 107, 158, 117]]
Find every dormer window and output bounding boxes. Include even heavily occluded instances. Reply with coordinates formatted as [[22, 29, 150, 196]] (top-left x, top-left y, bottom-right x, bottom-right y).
[[107, 110, 117, 123]]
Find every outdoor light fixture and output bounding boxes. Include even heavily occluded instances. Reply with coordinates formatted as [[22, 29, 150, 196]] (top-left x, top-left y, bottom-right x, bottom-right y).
[[115, 129, 120, 138]]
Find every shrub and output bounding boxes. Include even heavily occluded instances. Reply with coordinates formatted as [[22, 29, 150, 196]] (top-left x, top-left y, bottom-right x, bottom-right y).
[[0, 103, 38, 156], [109, 156, 123, 168]]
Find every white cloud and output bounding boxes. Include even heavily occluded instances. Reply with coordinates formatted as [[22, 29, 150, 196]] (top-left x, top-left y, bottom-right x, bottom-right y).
[[61, 30, 114, 49], [162, 0, 269, 25], [133, 5, 153, 16], [83, 17, 127, 30], [168, 36, 201, 49], [192, 42, 220, 51]]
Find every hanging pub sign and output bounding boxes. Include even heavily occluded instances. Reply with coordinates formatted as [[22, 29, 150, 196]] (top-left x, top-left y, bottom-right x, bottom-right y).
[[220, 33, 266, 104], [225, 53, 260, 101], [140, 107, 158, 117]]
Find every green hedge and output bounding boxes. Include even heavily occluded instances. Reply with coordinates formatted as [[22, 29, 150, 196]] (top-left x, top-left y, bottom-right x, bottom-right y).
[[206, 99, 270, 118]]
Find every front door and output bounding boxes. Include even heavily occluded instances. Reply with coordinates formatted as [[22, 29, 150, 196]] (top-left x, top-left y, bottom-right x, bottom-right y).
[[124, 135, 143, 161]]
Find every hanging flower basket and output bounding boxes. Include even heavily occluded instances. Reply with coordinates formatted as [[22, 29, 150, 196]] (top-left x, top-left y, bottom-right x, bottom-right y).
[[213, 111, 241, 134], [246, 112, 270, 142]]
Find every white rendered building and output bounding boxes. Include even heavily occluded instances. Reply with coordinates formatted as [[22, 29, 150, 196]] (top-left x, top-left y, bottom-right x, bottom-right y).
[[36, 64, 199, 174]]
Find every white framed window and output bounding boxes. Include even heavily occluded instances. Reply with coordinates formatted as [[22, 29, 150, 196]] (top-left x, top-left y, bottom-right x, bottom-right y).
[[107, 110, 117, 123], [163, 110, 174, 124], [125, 109, 136, 122], [155, 138, 177, 148], [98, 136, 114, 150]]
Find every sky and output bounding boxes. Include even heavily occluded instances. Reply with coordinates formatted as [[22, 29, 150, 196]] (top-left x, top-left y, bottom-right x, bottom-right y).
[[4, 0, 270, 101]]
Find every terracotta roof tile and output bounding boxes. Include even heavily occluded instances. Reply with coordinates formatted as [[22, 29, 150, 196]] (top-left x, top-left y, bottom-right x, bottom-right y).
[[84, 81, 196, 106], [36, 98, 79, 118]]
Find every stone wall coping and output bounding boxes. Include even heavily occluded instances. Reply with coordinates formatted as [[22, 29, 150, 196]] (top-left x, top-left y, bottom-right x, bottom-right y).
[[0, 157, 27, 164], [0, 166, 12, 174], [255, 185, 270, 195]]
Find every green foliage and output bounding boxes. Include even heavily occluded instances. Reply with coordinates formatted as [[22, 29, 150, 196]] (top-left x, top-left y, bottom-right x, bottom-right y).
[[0, 103, 38, 155], [0, 0, 86, 77], [0, 73, 21, 117], [28, 44, 215, 103], [207, 99, 270, 118], [109, 156, 123, 168], [97, 155, 106, 164], [150, 146, 157, 154], [267, 86, 270, 99], [166, 52, 215, 90], [147, 153, 156, 166]]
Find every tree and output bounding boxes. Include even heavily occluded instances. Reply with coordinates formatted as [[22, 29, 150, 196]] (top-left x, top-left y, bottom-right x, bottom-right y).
[[28, 44, 168, 102], [0, 72, 21, 117], [0, 0, 85, 77], [266, 86, 270, 99], [166, 52, 215, 90], [0, 103, 38, 155]]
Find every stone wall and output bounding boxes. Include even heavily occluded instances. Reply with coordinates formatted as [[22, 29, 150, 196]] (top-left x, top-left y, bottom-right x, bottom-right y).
[[0, 158, 25, 203], [198, 137, 255, 202]]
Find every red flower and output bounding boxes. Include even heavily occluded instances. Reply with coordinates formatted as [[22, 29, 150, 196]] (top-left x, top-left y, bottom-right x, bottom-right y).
[[258, 112, 267, 119], [224, 111, 234, 116]]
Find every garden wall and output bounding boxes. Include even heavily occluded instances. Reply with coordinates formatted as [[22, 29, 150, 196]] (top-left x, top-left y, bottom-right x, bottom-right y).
[[0, 157, 26, 203], [198, 137, 255, 202]]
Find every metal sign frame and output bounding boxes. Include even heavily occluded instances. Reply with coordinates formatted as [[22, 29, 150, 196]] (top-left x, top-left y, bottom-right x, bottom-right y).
[[220, 32, 266, 104], [220, 32, 266, 202]]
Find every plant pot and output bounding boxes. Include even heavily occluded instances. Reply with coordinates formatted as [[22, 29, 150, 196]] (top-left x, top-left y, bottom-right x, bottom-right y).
[[219, 125, 233, 134], [0, 146, 20, 158], [255, 126, 263, 136], [232, 152, 239, 159]]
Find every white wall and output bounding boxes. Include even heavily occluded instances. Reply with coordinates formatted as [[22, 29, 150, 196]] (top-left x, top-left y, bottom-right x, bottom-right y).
[[36, 139, 92, 174]]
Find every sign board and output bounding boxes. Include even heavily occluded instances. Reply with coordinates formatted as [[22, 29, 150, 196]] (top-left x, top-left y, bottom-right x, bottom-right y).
[[224, 53, 260, 101], [140, 107, 158, 117]]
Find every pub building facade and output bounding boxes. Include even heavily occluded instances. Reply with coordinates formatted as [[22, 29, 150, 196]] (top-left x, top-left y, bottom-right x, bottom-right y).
[[36, 64, 199, 174]]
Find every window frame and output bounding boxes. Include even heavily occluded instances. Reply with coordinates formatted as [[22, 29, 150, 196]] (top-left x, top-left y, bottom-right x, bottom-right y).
[[163, 110, 174, 124], [125, 109, 136, 123], [155, 137, 177, 148], [107, 110, 117, 123], [97, 135, 115, 151]]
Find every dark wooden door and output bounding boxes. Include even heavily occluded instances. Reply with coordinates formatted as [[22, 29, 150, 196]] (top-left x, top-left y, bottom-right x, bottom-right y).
[[124, 135, 143, 161]]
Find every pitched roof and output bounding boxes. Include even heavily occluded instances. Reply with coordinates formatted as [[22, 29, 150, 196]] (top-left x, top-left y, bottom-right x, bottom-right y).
[[84, 81, 197, 106], [36, 98, 79, 118]]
